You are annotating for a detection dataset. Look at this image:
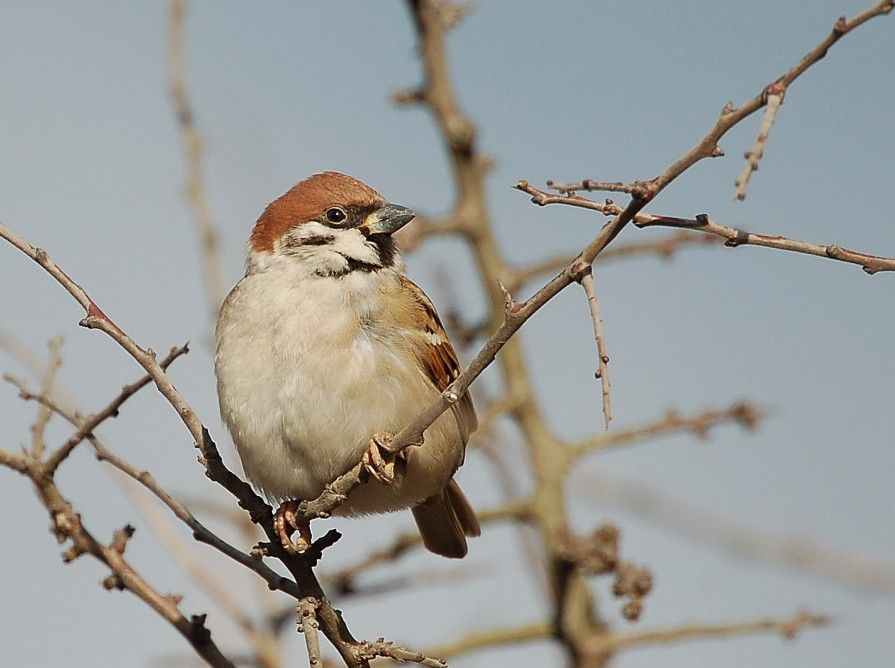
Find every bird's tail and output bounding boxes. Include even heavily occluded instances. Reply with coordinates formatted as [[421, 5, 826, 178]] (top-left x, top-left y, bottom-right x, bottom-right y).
[[412, 479, 481, 558]]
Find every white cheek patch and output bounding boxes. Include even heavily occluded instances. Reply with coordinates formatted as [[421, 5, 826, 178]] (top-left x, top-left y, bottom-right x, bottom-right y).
[[276, 221, 382, 273], [328, 228, 382, 266]]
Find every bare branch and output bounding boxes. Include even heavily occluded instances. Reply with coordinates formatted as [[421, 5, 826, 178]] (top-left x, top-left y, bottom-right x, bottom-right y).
[[354, 639, 445, 668], [515, 184, 895, 275], [0, 453, 235, 667], [0, 447, 28, 473], [508, 232, 720, 291], [635, 213, 895, 275], [587, 611, 829, 657], [569, 402, 762, 461], [167, 0, 226, 315], [42, 345, 189, 473], [0, 219, 441, 668], [30, 336, 63, 458], [5, 372, 305, 604], [581, 472, 895, 595], [573, 263, 611, 428], [547, 179, 651, 196], [326, 500, 532, 593], [423, 622, 552, 662], [299, 598, 324, 667], [734, 86, 783, 200]]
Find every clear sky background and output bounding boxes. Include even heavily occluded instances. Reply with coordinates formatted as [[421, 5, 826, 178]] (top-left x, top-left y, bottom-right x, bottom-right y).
[[1, 2, 893, 667]]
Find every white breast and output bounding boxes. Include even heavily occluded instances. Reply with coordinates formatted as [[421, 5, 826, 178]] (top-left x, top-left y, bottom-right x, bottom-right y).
[[214, 255, 463, 512]]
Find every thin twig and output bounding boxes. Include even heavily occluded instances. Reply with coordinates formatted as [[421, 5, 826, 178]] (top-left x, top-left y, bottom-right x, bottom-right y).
[[0, 452, 236, 667], [515, 183, 895, 275], [124, 479, 283, 668], [4, 373, 305, 603], [734, 86, 784, 200], [0, 327, 79, 411], [326, 500, 532, 592], [30, 336, 63, 458], [42, 345, 189, 473], [575, 265, 611, 428], [508, 232, 719, 291], [167, 0, 226, 315], [586, 611, 829, 658], [580, 471, 895, 595], [423, 622, 552, 661], [547, 179, 649, 196], [568, 402, 762, 461]]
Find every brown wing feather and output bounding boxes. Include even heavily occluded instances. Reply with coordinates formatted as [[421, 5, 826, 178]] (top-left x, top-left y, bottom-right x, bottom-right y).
[[399, 277, 477, 443]]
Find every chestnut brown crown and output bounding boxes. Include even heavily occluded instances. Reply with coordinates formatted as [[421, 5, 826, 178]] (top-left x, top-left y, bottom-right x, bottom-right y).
[[250, 172, 387, 253]]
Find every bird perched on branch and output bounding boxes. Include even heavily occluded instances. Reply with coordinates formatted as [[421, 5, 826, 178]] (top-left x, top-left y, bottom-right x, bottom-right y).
[[215, 172, 480, 558]]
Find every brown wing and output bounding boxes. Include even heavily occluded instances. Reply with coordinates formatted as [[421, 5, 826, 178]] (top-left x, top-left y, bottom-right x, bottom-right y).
[[400, 277, 477, 443]]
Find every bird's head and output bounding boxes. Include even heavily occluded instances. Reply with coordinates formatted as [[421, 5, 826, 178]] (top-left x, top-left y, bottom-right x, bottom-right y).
[[248, 172, 415, 277]]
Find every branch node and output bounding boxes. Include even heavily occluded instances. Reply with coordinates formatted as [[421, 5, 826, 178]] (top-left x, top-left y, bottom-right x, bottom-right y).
[[111, 524, 136, 554], [570, 258, 592, 284], [189, 614, 211, 643], [497, 281, 518, 314]]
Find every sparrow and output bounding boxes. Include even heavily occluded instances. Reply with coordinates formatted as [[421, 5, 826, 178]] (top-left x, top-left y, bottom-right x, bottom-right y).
[[214, 172, 480, 558]]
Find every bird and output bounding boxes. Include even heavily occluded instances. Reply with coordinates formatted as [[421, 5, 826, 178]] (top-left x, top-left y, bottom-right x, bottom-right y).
[[214, 172, 480, 558]]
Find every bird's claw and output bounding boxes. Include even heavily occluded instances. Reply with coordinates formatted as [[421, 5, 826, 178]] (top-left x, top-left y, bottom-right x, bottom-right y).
[[362, 432, 399, 485], [274, 500, 312, 555]]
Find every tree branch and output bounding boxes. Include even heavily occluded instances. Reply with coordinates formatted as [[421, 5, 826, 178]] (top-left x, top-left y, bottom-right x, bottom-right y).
[[167, 0, 226, 315], [586, 611, 829, 658], [568, 402, 763, 461], [515, 183, 895, 276]]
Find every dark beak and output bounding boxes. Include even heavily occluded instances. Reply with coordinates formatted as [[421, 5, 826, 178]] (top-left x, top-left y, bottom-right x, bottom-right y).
[[363, 203, 416, 235]]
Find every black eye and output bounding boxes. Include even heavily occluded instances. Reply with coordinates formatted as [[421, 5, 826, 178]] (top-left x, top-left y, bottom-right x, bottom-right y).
[[325, 207, 347, 224]]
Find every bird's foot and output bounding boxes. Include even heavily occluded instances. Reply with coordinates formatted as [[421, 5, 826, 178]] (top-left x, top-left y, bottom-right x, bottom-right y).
[[274, 500, 312, 555], [362, 432, 402, 485]]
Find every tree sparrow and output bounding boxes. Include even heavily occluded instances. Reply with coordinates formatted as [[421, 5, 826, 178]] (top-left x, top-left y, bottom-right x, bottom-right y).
[[215, 172, 480, 558]]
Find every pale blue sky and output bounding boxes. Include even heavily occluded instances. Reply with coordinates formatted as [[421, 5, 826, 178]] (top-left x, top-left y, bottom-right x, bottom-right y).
[[1, 2, 893, 667]]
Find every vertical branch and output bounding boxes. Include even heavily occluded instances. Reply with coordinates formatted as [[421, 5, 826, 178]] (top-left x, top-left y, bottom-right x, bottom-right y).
[[31, 335, 63, 457], [167, 0, 226, 315], [299, 598, 323, 667], [404, 3, 616, 665], [576, 267, 611, 429]]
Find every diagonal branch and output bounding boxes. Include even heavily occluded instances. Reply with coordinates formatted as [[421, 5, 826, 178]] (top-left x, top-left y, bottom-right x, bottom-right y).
[[325, 500, 532, 593], [516, 183, 895, 276], [734, 86, 784, 200], [0, 452, 235, 667], [0, 221, 450, 667], [42, 344, 189, 473]]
